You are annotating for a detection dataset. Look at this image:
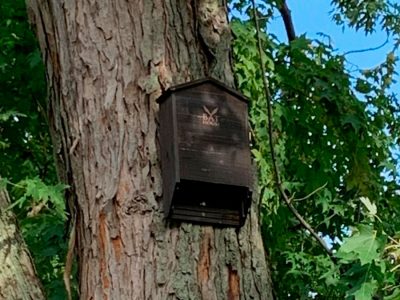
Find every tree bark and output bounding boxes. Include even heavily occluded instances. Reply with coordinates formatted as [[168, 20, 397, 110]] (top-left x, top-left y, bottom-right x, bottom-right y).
[[278, 0, 296, 42], [26, 0, 274, 299], [0, 186, 45, 300]]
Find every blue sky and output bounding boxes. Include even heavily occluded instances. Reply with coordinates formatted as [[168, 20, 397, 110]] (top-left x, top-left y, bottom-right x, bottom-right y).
[[268, 0, 399, 179], [230, 0, 400, 180], [268, 0, 396, 71], [230, 0, 399, 94], [269, 1, 400, 181]]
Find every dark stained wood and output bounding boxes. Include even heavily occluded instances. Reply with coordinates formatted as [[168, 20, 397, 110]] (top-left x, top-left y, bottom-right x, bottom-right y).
[[158, 78, 252, 227], [157, 77, 248, 104], [159, 95, 178, 216]]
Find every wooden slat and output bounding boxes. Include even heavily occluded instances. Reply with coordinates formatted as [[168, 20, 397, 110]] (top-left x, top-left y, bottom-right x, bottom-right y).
[[158, 79, 252, 227]]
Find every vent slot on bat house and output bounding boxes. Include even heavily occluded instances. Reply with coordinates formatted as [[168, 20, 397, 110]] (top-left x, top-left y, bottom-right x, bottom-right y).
[[157, 78, 252, 227]]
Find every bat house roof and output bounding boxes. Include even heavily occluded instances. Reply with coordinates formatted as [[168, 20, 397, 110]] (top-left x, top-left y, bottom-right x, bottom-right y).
[[156, 77, 248, 104]]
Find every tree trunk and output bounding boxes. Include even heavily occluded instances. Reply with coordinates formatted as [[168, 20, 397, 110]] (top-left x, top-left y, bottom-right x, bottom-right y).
[[0, 186, 45, 300], [26, 0, 274, 299]]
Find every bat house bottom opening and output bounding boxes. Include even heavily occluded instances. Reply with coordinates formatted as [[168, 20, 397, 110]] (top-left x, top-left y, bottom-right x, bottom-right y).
[[169, 180, 251, 227]]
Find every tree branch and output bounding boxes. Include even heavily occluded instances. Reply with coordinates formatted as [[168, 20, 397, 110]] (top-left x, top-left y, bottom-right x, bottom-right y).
[[293, 182, 327, 202], [63, 215, 76, 300], [251, 0, 333, 257], [278, 0, 296, 42], [344, 37, 389, 55]]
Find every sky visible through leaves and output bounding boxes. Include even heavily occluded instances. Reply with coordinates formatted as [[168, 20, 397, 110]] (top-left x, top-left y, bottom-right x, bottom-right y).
[[270, 0, 397, 73], [273, 0, 399, 181], [1, 0, 399, 299], [232, 0, 400, 180]]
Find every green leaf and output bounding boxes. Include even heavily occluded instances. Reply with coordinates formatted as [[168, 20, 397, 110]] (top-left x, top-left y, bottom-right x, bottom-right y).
[[336, 225, 385, 265], [0, 110, 26, 122], [251, 149, 263, 161], [340, 114, 362, 132], [384, 289, 400, 300], [290, 35, 310, 51], [359, 197, 377, 217], [0, 178, 8, 190], [351, 281, 378, 300], [355, 79, 372, 94]]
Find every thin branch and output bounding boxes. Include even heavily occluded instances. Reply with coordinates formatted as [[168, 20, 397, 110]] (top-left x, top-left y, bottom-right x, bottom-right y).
[[288, 193, 296, 202], [390, 264, 400, 272], [383, 284, 400, 292], [387, 236, 400, 245], [251, 0, 333, 257], [344, 37, 389, 55], [280, 185, 333, 256], [294, 182, 327, 202], [316, 212, 337, 229], [258, 185, 266, 227], [277, 0, 296, 42], [63, 215, 76, 300]]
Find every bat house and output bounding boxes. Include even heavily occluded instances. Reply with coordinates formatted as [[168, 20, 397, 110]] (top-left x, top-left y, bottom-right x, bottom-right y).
[[157, 78, 252, 227]]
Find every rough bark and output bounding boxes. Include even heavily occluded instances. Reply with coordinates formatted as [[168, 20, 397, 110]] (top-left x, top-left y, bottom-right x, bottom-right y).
[[26, 0, 274, 299], [0, 186, 45, 300]]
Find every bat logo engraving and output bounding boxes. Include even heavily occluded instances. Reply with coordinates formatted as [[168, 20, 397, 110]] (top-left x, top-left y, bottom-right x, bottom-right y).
[[202, 105, 219, 127]]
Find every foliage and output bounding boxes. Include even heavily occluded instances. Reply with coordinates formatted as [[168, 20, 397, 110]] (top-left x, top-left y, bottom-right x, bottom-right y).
[[231, 0, 399, 299], [331, 0, 400, 36], [0, 1, 71, 299], [1, 0, 399, 299]]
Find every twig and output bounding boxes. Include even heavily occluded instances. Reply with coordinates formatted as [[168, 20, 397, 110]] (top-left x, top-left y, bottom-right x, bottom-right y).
[[390, 263, 400, 273], [387, 236, 400, 245], [64, 214, 76, 300], [316, 212, 337, 229], [258, 185, 266, 227], [288, 193, 296, 203], [251, 0, 333, 257], [294, 182, 327, 202], [344, 38, 389, 55], [383, 284, 400, 291]]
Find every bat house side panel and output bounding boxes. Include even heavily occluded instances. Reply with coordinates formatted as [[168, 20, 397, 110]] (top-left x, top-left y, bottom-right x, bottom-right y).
[[159, 95, 178, 216]]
